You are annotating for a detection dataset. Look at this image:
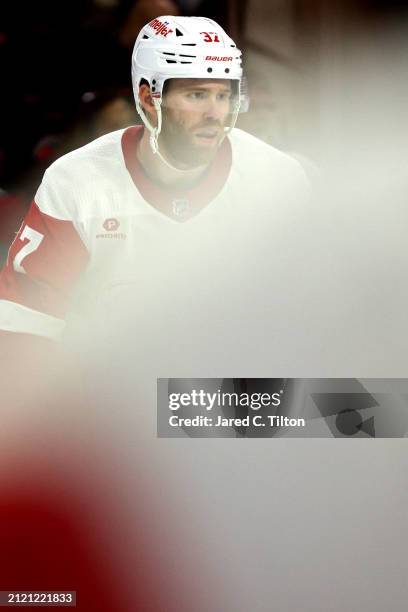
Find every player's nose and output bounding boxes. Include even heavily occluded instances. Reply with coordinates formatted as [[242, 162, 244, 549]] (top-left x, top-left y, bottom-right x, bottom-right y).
[[202, 95, 226, 121]]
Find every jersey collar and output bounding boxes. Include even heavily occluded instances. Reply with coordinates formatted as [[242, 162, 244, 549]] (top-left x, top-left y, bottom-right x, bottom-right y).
[[121, 125, 232, 221]]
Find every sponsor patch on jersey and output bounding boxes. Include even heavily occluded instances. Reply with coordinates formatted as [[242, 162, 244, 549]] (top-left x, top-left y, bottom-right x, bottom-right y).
[[103, 218, 120, 232], [97, 218, 126, 240], [96, 232, 127, 240]]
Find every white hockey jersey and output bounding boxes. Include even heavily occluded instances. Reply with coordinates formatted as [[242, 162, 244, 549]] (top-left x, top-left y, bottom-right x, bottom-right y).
[[0, 126, 309, 340]]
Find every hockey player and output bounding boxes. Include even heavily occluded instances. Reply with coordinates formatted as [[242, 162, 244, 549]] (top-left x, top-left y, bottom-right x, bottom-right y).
[[0, 21, 310, 599], [0, 16, 309, 343]]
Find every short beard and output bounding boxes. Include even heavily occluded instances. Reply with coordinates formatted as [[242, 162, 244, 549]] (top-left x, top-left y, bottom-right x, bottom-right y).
[[158, 108, 224, 169]]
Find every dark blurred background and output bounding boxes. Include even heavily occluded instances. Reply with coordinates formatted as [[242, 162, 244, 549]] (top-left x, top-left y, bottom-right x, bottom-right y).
[[1, 0, 408, 262]]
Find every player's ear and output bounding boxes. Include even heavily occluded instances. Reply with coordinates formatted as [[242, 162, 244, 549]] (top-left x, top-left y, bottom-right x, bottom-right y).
[[139, 84, 157, 124]]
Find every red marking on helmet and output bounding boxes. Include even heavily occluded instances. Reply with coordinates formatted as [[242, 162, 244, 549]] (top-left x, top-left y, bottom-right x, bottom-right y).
[[148, 19, 174, 38], [200, 32, 220, 43], [205, 56, 233, 61]]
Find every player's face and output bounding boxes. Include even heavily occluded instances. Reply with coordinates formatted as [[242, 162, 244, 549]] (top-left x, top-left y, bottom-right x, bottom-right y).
[[159, 79, 233, 167]]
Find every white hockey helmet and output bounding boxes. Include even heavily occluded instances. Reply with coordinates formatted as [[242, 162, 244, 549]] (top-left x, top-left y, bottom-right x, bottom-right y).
[[131, 15, 244, 159]]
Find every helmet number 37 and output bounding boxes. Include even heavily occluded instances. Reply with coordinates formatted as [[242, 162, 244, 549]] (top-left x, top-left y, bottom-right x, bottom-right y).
[[200, 32, 220, 43]]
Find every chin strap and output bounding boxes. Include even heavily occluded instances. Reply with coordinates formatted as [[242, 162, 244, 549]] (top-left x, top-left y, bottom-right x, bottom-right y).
[[221, 99, 241, 141], [135, 96, 161, 153], [136, 95, 241, 174]]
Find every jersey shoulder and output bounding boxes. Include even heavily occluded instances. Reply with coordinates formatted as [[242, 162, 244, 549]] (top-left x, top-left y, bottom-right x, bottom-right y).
[[35, 129, 130, 221], [45, 128, 127, 183], [228, 128, 308, 182]]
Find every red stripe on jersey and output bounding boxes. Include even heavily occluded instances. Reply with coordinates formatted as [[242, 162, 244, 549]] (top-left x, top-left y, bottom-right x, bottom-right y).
[[0, 201, 88, 320], [121, 126, 232, 220]]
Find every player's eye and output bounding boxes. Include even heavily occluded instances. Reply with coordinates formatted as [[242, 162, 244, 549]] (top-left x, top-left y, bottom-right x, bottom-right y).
[[217, 92, 231, 101], [186, 91, 207, 100]]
